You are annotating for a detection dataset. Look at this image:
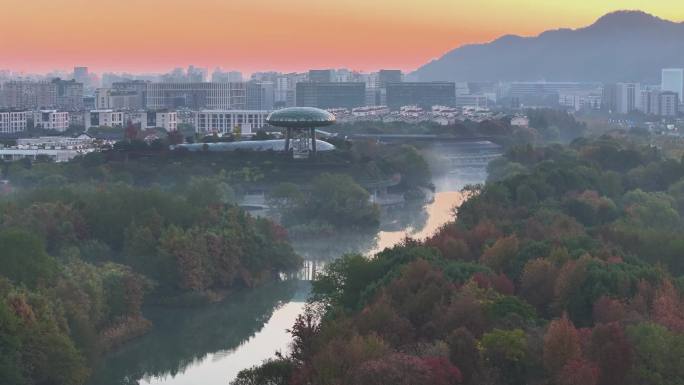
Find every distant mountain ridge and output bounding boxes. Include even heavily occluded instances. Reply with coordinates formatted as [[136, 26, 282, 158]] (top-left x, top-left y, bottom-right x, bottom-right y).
[[411, 11, 684, 83]]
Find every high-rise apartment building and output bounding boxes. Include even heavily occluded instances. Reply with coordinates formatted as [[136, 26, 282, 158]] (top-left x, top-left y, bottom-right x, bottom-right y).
[[95, 88, 144, 110], [378, 70, 402, 86], [296, 82, 366, 109], [308, 69, 334, 83], [212, 70, 243, 83], [0, 79, 83, 111], [73, 66, 89, 87], [145, 82, 246, 110], [53, 79, 84, 111], [615, 83, 641, 114], [1, 81, 56, 109], [662, 68, 684, 103], [275, 73, 306, 107], [246, 81, 274, 110], [642, 89, 679, 117]]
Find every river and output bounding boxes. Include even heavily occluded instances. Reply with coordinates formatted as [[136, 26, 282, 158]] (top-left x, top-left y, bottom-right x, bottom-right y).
[[88, 141, 496, 385]]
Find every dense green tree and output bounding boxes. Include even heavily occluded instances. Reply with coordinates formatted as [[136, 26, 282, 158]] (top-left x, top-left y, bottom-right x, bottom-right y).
[[0, 229, 57, 288]]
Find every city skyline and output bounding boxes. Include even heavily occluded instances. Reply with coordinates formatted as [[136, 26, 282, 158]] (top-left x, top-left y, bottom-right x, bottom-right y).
[[2, 1, 683, 75]]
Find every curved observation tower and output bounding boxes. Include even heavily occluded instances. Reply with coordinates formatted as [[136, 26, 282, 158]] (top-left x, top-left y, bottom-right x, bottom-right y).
[[266, 107, 335, 158]]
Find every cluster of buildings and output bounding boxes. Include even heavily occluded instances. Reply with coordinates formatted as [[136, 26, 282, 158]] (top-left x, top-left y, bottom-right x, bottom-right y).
[[329, 105, 501, 125], [601, 69, 683, 117], [2, 64, 684, 138]]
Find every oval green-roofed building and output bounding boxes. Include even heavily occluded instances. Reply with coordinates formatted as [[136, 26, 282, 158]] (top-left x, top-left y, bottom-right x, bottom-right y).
[[266, 107, 336, 128]]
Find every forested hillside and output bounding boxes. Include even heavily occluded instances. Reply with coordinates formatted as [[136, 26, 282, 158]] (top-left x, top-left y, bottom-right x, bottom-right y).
[[0, 168, 300, 384], [236, 136, 684, 385]]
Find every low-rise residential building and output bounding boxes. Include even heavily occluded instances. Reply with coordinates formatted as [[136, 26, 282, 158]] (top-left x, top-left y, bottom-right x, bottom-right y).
[[86, 109, 125, 130], [126, 110, 178, 131], [33, 110, 70, 131], [0, 110, 28, 135], [559, 92, 602, 111]]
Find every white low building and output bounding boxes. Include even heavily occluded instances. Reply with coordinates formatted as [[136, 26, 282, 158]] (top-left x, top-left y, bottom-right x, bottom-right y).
[[126, 110, 178, 132], [33, 110, 70, 132], [194, 110, 270, 135], [17, 135, 97, 149], [86, 109, 125, 130], [0, 148, 86, 162], [0, 111, 28, 135]]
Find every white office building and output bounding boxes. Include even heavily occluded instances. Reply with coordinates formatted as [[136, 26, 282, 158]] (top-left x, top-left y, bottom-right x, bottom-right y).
[[662, 68, 684, 103], [194, 110, 270, 135], [0, 110, 28, 134], [33, 110, 70, 131]]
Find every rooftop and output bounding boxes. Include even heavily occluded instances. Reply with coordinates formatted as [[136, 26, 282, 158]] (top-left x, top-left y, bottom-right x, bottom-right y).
[[266, 107, 336, 128]]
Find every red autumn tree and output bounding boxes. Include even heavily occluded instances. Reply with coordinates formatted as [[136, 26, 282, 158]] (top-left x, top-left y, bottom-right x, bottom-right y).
[[543, 314, 581, 375], [557, 358, 599, 385], [352, 353, 432, 385], [480, 235, 519, 273], [588, 322, 633, 385], [592, 296, 626, 325], [520, 258, 558, 314], [423, 356, 463, 385], [652, 279, 684, 332]]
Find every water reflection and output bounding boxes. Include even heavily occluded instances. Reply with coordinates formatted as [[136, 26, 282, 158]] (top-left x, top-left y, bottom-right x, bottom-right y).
[[88, 280, 308, 385], [90, 141, 499, 385]]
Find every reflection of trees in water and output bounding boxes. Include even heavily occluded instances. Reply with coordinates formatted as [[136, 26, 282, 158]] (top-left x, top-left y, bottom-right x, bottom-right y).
[[290, 201, 432, 282], [292, 231, 377, 261], [380, 202, 429, 234], [87, 280, 304, 385], [291, 200, 430, 262]]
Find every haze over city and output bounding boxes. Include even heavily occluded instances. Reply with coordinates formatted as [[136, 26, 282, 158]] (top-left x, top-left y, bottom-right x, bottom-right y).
[[2, 0, 684, 74]]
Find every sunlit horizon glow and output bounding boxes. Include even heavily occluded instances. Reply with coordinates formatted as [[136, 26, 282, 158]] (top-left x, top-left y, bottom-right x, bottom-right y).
[[2, 0, 683, 75]]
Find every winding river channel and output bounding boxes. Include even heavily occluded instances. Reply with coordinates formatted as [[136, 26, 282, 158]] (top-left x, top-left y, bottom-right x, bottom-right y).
[[88, 141, 497, 385]]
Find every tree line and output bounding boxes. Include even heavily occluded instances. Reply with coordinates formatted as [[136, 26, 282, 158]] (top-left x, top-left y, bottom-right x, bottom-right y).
[[0, 168, 300, 385], [234, 135, 684, 385]]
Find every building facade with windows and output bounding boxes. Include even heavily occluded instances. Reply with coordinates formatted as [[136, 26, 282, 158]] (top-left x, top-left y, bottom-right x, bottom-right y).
[[641, 90, 679, 117], [662, 68, 684, 103], [145, 82, 246, 110], [33, 110, 70, 131], [1, 81, 56, 109], [126, 110, 178, 131], [86, 110, 125, 130], [0, 110, 28, 134], [194, 110, 270, 135], [296, 82, 366, 109], [616, 83, 641, 114]]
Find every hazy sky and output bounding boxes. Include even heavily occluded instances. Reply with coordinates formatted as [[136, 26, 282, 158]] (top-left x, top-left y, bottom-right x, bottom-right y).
[[2, 0, 683, 74]]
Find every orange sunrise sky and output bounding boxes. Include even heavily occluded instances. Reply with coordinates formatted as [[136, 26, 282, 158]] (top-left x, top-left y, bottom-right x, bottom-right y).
[[1, 0, 683, 75]]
